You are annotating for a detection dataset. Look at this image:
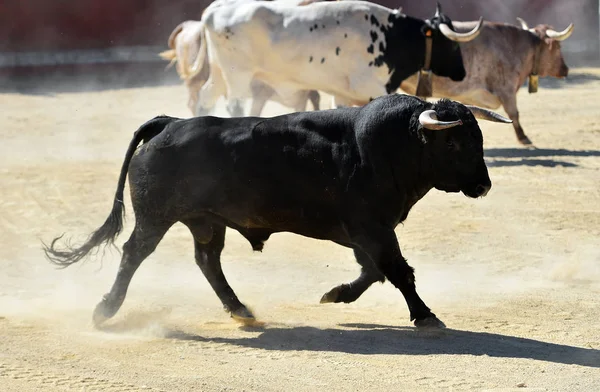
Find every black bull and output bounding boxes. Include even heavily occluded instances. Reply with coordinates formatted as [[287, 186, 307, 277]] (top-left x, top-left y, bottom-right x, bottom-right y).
[[44, 94, 509, 328]]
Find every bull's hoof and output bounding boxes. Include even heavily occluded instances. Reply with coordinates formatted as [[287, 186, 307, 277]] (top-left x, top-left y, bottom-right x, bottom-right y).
[[518, 136, 533, 146], [414, 316, 446, 329], [320, 286, 342, 304], [92, 301, 111, 328], [230, 306, 262, 327]]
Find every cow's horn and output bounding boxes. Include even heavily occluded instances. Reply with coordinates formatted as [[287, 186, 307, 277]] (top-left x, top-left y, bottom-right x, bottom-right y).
[[439, 17, 484, 42], [546, 23, 574, 41], [466, 105, 512, 123], [516, 17, 529, 30], [419, 110, 463, 130], [435, 2, 442, 17]]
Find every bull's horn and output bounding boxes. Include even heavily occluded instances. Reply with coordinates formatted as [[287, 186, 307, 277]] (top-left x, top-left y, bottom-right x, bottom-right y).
[[439, 17, 483, 42], [546, 23, 574, 41], [466, 105, 512, 123], [419, 110, 463, 130], [435, 2, 442, 18], [516, 17, 529, 30]]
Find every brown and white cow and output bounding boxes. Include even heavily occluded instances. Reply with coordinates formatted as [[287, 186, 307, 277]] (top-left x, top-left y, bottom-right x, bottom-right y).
[[400, 18, 574, 145]]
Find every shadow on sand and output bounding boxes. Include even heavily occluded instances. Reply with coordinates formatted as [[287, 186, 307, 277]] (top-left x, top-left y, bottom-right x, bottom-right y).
[[536, 72, 600, 89], [485, 148, 600, 159], [486, 159, 577, 168], [98, 316, 600, 368], [484, 147, 600, 168]]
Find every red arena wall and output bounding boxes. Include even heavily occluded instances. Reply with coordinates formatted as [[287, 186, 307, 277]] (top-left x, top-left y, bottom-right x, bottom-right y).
[[0, 0, 597, 71]]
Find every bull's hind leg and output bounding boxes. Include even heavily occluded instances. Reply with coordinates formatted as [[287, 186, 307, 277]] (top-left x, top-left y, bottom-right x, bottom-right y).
[[320, 249, 384, 304], [185, 220, 255, 324], [93, 220, 171, 326]]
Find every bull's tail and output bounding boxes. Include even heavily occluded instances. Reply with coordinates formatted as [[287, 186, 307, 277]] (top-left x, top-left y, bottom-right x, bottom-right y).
[[43, 116, 175, 268]]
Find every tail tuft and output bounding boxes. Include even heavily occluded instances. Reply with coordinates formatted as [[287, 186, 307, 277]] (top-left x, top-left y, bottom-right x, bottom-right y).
[[43, 199, 124, 268], [158, 49, 177, 70], [42, 115, 175, 268]]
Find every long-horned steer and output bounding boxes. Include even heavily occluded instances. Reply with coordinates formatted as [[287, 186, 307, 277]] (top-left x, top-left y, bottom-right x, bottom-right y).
[[401, 17, 574, 145]]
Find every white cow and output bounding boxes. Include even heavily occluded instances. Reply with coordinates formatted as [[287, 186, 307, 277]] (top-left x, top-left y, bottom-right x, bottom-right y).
[[193, 1, 482, 115]]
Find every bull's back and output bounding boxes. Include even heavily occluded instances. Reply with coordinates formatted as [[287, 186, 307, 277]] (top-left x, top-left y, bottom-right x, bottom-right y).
[[128, 113, 358, 221]]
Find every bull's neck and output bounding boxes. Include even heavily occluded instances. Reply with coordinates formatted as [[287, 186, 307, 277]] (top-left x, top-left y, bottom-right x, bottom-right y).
[[388, 131, 435, 223]]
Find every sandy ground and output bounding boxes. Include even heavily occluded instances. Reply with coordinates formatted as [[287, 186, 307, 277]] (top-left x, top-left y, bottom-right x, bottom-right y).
[[1, 69, 599, 392]]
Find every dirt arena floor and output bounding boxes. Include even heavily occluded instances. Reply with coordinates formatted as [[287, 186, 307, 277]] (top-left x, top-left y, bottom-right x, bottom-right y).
[[1, 68, 599, 391]]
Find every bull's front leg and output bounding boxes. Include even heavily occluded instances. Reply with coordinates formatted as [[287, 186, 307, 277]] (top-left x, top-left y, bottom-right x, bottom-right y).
[[352, 229, 445, 328], [320, 249, 384, 304]]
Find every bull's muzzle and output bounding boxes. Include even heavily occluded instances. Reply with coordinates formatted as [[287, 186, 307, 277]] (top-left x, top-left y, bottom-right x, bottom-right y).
[[475, 183, 491, 197]]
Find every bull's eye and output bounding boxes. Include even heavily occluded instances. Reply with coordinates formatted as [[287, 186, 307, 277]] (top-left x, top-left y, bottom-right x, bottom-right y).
[[446, 140, 457, 150]]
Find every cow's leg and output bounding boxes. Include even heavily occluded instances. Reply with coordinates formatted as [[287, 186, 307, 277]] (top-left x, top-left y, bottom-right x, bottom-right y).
[[500, 94, 532, 145], [352, 229, 444, 328], [185, 220, 255, 324], [196, 66, 227, 116], [186, 75, 206, 116], [226, 99, 245, 117], [320, 249, 384, 303], [249, 81, 273, 116], [308, 90, 321, 111], [222, 72, 253, 117], [249, 95, 269, 117], [92, 220, 171, 327]]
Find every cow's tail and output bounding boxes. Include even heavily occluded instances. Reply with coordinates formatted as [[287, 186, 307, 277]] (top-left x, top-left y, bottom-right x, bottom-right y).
[[43, 116, 175, 268], [158, 49, 177, 70], [158, 22, 186, 70], [187, 20, 207, 79]]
